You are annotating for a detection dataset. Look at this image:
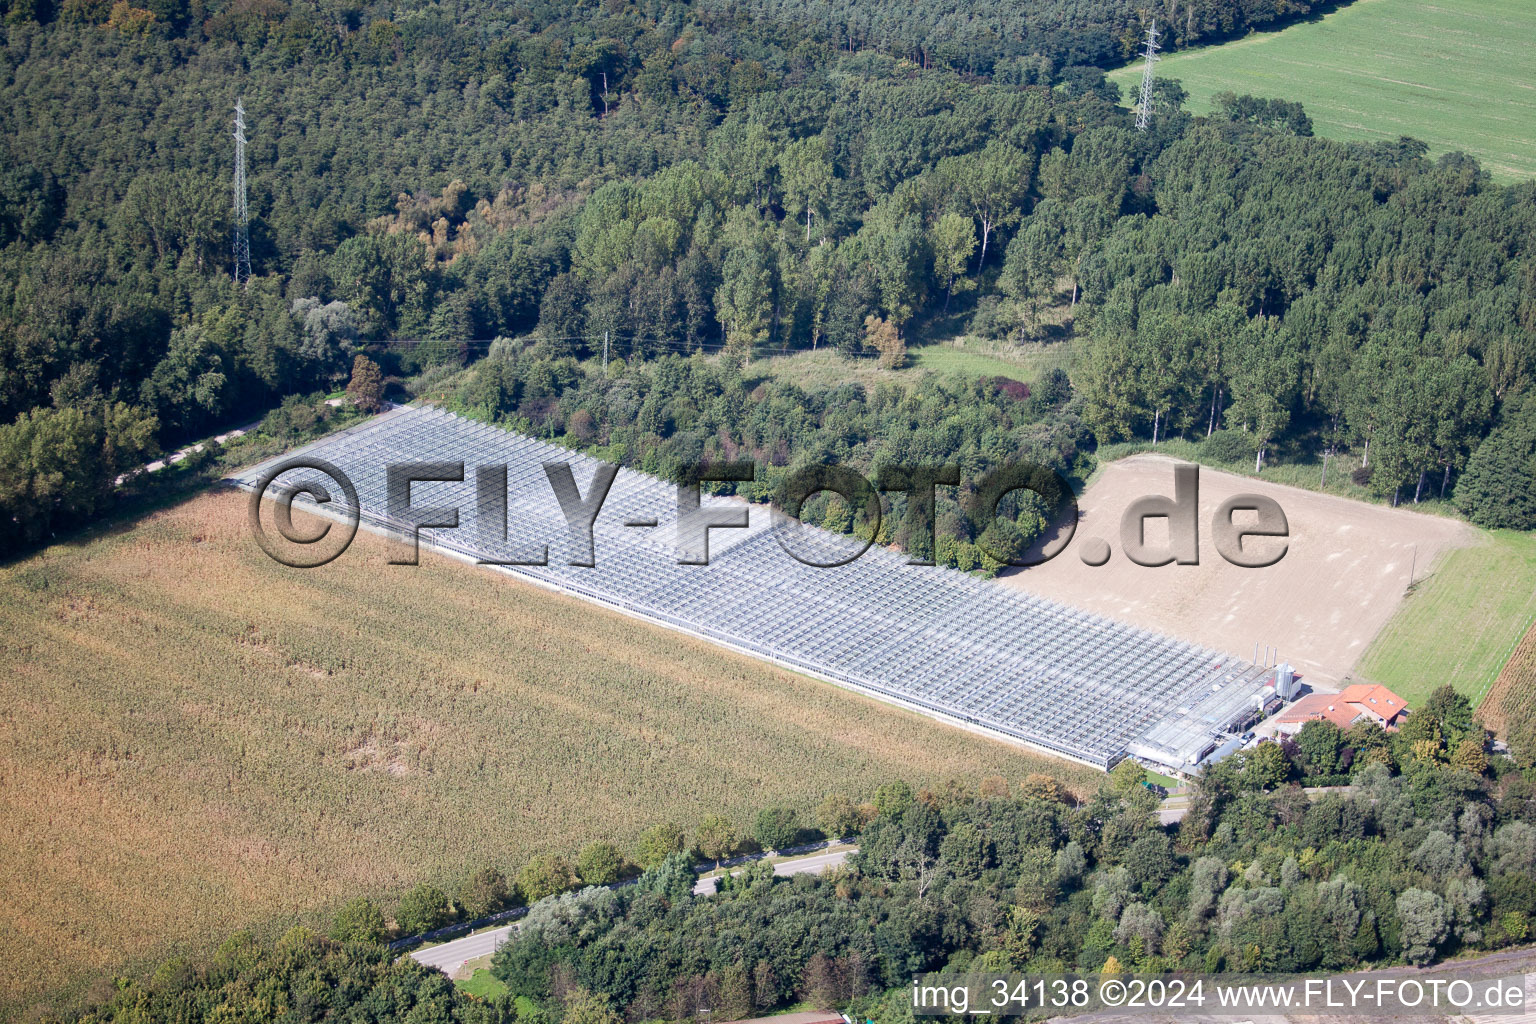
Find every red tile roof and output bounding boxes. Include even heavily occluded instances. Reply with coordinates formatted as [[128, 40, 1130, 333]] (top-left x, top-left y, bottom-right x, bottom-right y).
[[1335, 683, 1410, 724], [1275, 684, 1411, 731], [1276, 693, 1361, 730]]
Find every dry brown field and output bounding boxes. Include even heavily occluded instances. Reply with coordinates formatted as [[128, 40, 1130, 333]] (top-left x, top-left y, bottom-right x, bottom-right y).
[[1001, 455, 1473, 688], [0, 489, 1095, 1013]]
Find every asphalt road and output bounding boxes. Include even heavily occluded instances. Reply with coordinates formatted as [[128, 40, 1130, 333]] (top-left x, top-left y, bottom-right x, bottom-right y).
[[691, 846, 853, 895], [411, 922, 516, 973], [1157, 795, 1189, 826], [411, 845, 857, 977]]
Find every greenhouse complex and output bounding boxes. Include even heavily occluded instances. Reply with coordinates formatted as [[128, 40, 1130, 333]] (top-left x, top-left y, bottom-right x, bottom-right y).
[[233, 405, 1291, 772]]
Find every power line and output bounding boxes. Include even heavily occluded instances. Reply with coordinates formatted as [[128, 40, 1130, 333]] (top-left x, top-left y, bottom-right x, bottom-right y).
[[377, 333, 887, 362], [1135, 19, 1160, 133], [232, 99, 251, 286], [378, 333, 740, 353], [376, 328, 881, 359]]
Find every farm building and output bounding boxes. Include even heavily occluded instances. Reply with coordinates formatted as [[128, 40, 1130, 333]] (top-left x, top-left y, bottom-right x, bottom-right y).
[[1274, 683, 1411, 735], [1126, 661, 1298, 773], [234, 405, 1289, 771]]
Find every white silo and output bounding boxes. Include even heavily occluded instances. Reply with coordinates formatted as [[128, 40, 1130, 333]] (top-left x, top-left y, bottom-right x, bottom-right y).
[[1276, 662, 1296, 700]]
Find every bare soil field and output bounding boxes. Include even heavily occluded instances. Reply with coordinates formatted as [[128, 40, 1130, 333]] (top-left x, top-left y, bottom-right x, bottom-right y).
[[1001, 455, 1473, 688], [0, 489, 1094, 1013]]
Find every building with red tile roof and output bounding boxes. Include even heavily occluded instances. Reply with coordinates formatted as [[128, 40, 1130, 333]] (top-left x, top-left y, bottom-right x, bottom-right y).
[[1274, 683, 1410, 735]]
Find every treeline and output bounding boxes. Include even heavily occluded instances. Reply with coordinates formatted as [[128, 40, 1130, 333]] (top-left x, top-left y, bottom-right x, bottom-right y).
[[1062, 124, 1536, 509], [352, 799, 879, 946], [66, 929, 508, 1024], [698, 0, 1355, 76], [68, 684, 1536, 1023], [0, 0, 1355, 74], [0, 0, 1106, 548]]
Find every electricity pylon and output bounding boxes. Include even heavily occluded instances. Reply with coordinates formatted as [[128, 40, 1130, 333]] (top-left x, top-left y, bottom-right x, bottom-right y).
[[232, 99, 251, 285], [1135, 19, 1160, 132]]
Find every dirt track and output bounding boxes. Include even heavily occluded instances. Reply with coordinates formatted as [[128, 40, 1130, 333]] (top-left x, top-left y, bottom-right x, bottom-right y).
[[1001, 456, 1472, 687]]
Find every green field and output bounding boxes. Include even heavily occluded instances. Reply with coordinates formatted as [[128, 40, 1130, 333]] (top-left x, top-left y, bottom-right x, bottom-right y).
[[1108, 0, 1536, 179], [1354, 531, 1536, 708], [757, 338, 1078, 392], [910, 339, 1079, 381]]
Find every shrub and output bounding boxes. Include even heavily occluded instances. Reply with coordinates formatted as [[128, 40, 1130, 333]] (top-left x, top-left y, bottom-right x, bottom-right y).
[[967, 295, 1022, 339], [635, 821, 686, 869], [347, 355, 385, 412], [517, 854, 579, 903], [1397, 888, 1449, 965], [1201, 429, 1257, 464], [864, 315, 906, 370], [395, 883, 452, 936], [1033, 367, 1071, 407], [577, 842, 625, 886], [983, 376, 1031, 402], [562, 988, 622, 1024], [695, 814, 740, 865], [816, 794, 867, 839], [873, 781, 914, 818], [457, 867, 511, 920], [330, 897, 387, 944], [753, 806, 800, 851], [568, 408, 598, 443], [1020, 773, 1068, 803]]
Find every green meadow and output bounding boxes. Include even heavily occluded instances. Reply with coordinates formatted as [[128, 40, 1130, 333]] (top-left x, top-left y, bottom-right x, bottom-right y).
[[1109, 0, 1536, 179], [757, 338, 1079, 392], [1355, 531, 1536, 708]]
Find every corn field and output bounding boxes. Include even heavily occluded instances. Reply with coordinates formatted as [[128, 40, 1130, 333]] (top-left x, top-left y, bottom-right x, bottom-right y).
[[1479, 620, 1536, 737], [0, 491, 1094, 1011]]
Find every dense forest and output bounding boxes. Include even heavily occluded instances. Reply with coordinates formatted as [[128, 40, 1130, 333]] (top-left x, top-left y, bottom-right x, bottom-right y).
[[700, 0, 1352, 75], [63, 686, 1536, 1023], [3, 0, 1536, 555]]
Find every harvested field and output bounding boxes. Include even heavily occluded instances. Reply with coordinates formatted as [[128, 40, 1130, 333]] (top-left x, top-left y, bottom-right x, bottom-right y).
[[1001, 455, 1472, 688], [0, 489, 1095, 1013]]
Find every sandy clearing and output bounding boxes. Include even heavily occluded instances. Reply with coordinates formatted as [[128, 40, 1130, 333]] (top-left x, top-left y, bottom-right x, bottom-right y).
[[1000, 455, 1473, 687]]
